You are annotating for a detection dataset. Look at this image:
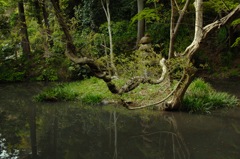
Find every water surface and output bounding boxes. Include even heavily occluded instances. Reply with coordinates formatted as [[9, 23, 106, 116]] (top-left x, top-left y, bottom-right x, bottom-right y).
[[0, 82, 239, 159]]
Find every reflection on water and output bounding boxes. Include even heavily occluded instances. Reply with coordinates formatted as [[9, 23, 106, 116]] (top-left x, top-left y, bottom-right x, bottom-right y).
[[0, 83, 240, 159]]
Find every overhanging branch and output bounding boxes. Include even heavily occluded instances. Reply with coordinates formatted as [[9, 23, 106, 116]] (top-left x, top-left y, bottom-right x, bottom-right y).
[[203, 4, 240, 38], [183, 4, 240, 58]]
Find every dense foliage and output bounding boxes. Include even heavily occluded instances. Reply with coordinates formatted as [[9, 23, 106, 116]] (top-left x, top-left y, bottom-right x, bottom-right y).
[[0, 0, 239, 82], [0, 0, 239, 111]]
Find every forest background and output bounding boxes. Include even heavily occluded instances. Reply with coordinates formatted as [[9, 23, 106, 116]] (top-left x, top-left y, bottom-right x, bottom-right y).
[[0, 0, 239, 82]]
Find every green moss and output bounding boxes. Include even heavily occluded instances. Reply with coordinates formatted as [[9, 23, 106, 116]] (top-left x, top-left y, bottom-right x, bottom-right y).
[[183, 78, 239, 114]]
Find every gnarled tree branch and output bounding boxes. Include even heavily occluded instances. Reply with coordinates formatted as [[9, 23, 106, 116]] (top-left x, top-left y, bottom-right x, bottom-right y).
[[118, 58, 168, 94], [50, 0, 168, 96]]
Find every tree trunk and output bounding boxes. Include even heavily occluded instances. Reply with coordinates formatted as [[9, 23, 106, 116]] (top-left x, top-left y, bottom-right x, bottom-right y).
[[18, 1, 31, 60], [40, 0, 54, 58], [168, 0, 176, 59], [168, 0, 190, 59], [41, 0, 54, 48], [166, 0, 203, 110], [136, 0, 145, 45], [33, 0, 42, 25], [101, 0, 118, 76], [166, 66, 196, 110], [168, 0, 191, 87]]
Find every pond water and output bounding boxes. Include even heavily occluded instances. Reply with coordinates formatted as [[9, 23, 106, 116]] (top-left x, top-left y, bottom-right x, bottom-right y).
[[0, 81, 239, 159]]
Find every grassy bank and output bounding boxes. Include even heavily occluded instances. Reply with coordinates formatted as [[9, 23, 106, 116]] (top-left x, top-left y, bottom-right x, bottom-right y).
[[183, 78, 239, 113], [35, 77, 239, 113], [34, 77, 119, 104]]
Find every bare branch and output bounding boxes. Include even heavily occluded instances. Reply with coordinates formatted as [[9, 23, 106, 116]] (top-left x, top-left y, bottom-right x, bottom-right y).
[[101, 0, 108, 21], [101, 0, 118, 76], [174, 0, 180, 11], [169, 0, 191, 58], [174, 0, 191, 34], [203, 4, 240, 38]]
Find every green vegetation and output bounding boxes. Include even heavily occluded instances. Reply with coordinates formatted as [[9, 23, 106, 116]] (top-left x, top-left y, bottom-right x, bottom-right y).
[[183, 78, 239, 114], [0, 0, 239, 83], [35, 77, 239, 113], [34, 77, 118, 104], [34, 84, 78, 102]]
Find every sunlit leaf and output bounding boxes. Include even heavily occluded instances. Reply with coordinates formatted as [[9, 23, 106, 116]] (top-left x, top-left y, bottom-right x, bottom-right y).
[[131, 8, 160, 24], [231, 37, 240, 47], [231, 18, 240, 26]]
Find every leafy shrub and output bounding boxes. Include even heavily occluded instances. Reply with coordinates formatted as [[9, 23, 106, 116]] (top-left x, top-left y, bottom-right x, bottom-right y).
[[183, 78, 239, 113]]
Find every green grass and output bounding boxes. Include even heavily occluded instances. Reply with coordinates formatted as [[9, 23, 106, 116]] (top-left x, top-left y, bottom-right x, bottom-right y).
[[183, 78, 239, 114], [34, 77, 118, 104], [34, 84, 78, 102]]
